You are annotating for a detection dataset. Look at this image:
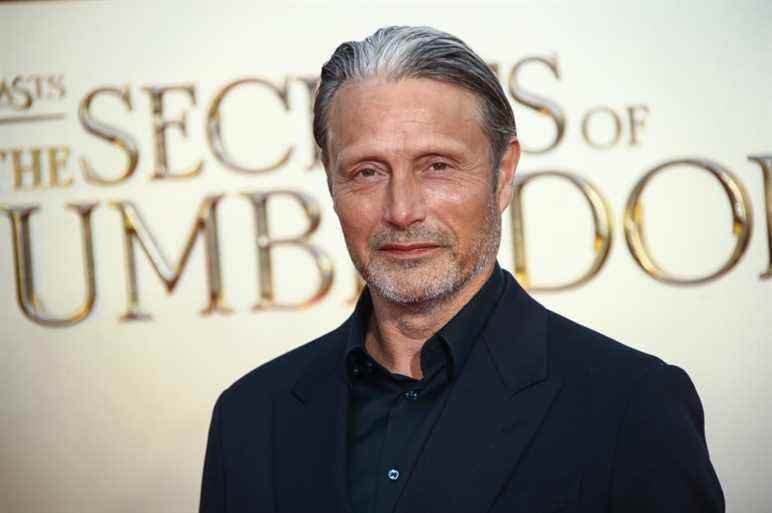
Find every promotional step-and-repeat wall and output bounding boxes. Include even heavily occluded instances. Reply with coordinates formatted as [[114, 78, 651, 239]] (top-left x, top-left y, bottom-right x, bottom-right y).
[[1, 1, 769, 511]]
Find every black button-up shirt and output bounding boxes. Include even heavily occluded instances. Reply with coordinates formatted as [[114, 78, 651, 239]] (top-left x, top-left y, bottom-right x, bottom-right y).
[[344, 263, 506, 513]]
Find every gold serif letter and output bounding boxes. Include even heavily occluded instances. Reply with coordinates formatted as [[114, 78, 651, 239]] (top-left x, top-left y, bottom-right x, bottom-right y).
[[0, 203, 98, 327], [206, 77, 293, 174], [78, 85, 140, 185], [242, 190, 333, 310], [295, 76, 321, 171], [508, 55, 566, 154], [748, 154, 772, 279], [510, 171, 613, 291], [624, 158, 753, 285], [142, 84, 203, 180], [110, 195, 231, 320]]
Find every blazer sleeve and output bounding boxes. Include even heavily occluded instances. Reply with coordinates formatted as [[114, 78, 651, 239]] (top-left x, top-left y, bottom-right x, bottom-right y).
[[199, 395, 227, 513], [610, 363, 725, 512]]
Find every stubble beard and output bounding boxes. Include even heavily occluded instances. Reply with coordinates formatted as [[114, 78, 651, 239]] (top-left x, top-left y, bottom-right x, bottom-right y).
[[348, 197, 501, 307]]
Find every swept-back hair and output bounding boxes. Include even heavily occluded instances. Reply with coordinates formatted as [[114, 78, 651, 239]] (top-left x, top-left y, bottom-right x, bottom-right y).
[[313, 26, 517, 176]]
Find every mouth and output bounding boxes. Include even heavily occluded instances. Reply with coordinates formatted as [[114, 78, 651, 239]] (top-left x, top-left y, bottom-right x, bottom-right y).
[[378, 243, 442, 258]]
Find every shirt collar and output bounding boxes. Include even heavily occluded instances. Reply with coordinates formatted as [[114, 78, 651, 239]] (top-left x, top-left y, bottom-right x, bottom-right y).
[[344, 261, 506, 382]]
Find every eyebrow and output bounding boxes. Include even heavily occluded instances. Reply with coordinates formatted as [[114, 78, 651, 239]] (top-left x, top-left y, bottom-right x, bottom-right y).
[[334, 138, 471, 171]]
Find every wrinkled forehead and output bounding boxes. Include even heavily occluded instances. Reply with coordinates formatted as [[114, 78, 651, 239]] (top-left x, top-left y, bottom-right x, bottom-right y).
[[325, 77, 487, 169]]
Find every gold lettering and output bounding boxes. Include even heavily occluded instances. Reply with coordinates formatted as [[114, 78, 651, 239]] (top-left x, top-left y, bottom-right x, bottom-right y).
[[10, 76, 33, 110], [143, 84, 203, 180], [48, 74, 66, 99], [626, 104, 649, 146], [508, 55, 566, 154], [110, 195, 231, 320], [8, 148, 43, 189], [0, 203, 98, 327], [78, 85, 140, 185], [1, 147, 73, 189], [581, 106, 622, 149], [624, 158, 753, 284], [206, 77, 293, 174], [47, 146, 72, 187], [29, 74, 45, 99], [0, 80, 14, 108], [748, 154, 772, 279], [510, 171, 613, 291], [296, 76, 321, 171], [242, 190, 333, 309]]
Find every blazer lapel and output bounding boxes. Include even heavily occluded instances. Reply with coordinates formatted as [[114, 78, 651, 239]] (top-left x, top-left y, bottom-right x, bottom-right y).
[[395, 272, 563, 513], [273, 327, 353, 513]]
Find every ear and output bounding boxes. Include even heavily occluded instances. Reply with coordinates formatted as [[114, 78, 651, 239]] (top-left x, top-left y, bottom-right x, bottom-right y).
[[496, 138, 520, 214]]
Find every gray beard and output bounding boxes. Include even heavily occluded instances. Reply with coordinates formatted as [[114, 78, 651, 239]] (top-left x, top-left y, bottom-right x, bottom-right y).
[[351, 197, 501, 307]]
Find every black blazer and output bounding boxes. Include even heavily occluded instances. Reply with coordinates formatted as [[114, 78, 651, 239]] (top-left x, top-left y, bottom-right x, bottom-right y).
[[199, 269, 724, 513]]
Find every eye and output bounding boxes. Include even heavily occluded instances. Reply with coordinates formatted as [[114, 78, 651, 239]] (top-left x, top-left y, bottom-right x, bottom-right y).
[[429, 162, 450, 172], [354, 167, 378, 178]]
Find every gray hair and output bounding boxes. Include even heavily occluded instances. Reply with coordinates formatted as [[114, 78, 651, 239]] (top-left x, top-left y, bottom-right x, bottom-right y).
[[313, 25, 517, 180]]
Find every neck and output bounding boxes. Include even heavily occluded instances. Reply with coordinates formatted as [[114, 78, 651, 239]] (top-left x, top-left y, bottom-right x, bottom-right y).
[[365, 261, 495, 379]]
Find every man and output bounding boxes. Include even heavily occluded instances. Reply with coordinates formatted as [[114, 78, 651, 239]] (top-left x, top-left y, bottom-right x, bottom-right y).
[[199, 26, 724, 513]]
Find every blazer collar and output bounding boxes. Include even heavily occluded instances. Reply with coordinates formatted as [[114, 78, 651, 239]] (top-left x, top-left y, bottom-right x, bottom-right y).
[[290, 328, 348, 404], [341, 262, 507, 384], [276, 323, 353, 513], [393, 269, 560, 513], [483, 267, 550, 394], [280, 265, 557, 513], [291, 263, 548, 400]]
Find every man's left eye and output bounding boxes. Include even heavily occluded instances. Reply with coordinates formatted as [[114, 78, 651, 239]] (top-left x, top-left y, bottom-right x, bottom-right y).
[[430, 162, 449, 171]]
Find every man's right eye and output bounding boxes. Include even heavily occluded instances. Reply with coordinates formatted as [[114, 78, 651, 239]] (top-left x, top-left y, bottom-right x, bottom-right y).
[[355, 168, 378, 178]]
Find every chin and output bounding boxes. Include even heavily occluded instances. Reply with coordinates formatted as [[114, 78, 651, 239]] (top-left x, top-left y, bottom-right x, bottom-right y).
[[365, 257, 468, 305]]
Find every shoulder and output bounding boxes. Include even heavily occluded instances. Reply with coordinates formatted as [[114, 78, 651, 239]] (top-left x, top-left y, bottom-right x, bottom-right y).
[[540, 312, 722, 506], [544, 309, 708, 437], [215, 322, 347, 411], [545, 309, 664, 387]]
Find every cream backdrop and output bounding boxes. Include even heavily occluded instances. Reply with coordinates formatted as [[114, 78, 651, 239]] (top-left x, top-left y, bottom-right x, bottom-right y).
[[1, 1, 770, 512]]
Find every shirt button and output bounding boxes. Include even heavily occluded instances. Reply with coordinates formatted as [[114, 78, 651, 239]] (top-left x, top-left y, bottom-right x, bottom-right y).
[[387, 468, 400, 481], [405, 390, 419, 400]]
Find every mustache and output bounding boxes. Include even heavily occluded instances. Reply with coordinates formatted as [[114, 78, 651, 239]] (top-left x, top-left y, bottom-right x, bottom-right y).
[[370, 225, 454, 248]]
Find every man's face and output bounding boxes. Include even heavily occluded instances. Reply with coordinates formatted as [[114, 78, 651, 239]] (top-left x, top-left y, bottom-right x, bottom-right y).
[[325, 77, 518, 305]]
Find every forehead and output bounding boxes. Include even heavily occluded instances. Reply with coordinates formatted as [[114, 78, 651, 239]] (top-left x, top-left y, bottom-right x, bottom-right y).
[[326, 77, 487, 167]]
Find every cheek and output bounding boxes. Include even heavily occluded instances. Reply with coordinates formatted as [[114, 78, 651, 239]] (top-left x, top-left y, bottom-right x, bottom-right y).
[[422, 170, 492, 207], [424, 185, 466, 206], [424, 183, 492, 234], [335, 197, 380, 248]]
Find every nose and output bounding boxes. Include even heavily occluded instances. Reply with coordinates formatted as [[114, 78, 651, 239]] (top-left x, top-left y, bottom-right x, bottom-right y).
[[383, 171, 427, 229]]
